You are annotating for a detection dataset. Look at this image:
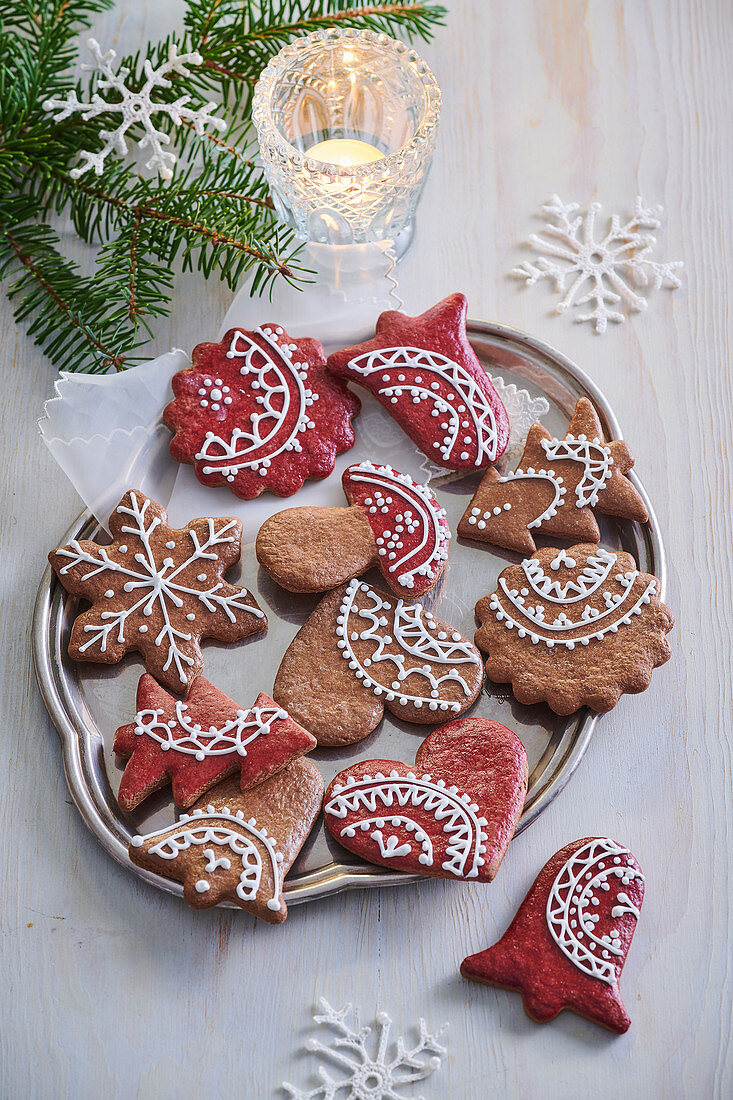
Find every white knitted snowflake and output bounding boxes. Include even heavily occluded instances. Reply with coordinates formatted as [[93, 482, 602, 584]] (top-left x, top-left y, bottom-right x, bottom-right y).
[[513, 195, 683, 333], [283, 999, 448, 1100], [43, 38, 226, 180]]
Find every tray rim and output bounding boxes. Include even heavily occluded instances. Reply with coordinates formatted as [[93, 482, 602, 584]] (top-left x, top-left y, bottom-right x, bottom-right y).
[[32, 318, 667, 909]]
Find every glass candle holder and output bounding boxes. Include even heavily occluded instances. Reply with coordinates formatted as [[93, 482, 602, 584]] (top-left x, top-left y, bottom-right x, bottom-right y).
[[252, 28, 441, 247]]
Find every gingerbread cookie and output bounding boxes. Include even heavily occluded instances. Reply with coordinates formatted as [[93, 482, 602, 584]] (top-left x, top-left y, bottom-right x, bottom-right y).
[[114, 674, 316, 811], [164, 324, 360, 499], [273, 579, 484, 746], [256, 461, 450, 598], [49, 490, 266, 694], [458, 397, 648, 554], [474, 544, 674, 714], [324, 717, 527, 881], [326, 294, 510, 470], [461, 837, 645, 1033], [129, 762, 324, 921]]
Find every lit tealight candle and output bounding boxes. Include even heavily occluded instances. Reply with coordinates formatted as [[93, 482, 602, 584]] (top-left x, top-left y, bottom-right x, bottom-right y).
[[307, 138, 384, 167]]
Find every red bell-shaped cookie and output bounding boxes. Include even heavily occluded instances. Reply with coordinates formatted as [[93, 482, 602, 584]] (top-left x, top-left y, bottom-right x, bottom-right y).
[[461, 837, 644, 1033]]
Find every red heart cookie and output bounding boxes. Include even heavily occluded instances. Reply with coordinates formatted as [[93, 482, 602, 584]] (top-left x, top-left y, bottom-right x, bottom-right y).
[[327, 294, 509, 470], [256, 461, 450, 598], [114, 673, 316, 811], [461, 837, 645, 1033], [323, 718, 527, 881], [164, 324, 360, 499], [129, 762, 324, 922]]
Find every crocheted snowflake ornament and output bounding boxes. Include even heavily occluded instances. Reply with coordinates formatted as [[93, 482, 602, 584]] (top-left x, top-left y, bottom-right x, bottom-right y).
[[513, 196, 683, 333], [43, 38, 225, 179]]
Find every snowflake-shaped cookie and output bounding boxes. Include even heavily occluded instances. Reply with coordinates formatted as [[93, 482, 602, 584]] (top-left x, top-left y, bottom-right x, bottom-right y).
[[49, 490, 266, 693], [43, 38, 225, 179], [474, 544, 674, 713], [164, 325, 361, 499], [283, 998, 447, 1100], [513, 196, 683, 333]]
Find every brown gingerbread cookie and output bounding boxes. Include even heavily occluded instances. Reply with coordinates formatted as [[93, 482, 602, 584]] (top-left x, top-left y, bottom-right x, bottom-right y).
[[48, 489, 266, 694], [324, 717, 527, 881], [474, 544, 674, 714], [458, 397, 649, 555], [273, 579, 484, 746], [461, 837, 645, 1033], [129, 760, 324, 921], [256, 460, 450, 598]]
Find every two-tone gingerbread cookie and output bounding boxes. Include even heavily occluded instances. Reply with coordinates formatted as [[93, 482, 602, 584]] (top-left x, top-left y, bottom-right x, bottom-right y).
[[324, 717, 527, 882], [48, 490, 266, 694], [326, 294, 510, 470], [164, 324, 360, 499], [474, 544, 674, 713], [129, 762, 324, 922], [114, 674, 316, 811], [256, 461, 450, 597], [273, 579, 484, 746], [458, 397, 648, 554], [461, 837, 645, 1033]]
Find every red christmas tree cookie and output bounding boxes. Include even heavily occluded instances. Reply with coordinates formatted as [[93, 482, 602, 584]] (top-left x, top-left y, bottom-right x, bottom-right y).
[[461, 837, 645, 1033], [327, 294, 509, 470], [164, 324, 361, 499], [114, 674, 316, 811], [323, 717, 527, 881], [256, 460, 450, 598]]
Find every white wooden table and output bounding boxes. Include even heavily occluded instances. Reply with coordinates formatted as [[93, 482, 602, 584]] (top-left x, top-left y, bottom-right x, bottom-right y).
[[2, 1, 731, 1096]]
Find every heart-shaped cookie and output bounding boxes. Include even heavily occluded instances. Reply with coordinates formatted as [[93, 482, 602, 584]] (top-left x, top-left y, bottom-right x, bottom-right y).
[[129, 760, 324, 922], [461, 837, 645, 1032], [273, 579, 484, 746], [323, 717, 527, 881]]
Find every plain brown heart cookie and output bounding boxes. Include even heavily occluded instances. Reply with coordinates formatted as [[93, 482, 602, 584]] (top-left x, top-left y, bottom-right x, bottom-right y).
[[323, 717, 527, 881], [273, 580, 484, 746]]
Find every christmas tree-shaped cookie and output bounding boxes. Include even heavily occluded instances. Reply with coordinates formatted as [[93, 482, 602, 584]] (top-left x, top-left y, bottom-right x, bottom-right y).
[[458, 398, 648, 554]]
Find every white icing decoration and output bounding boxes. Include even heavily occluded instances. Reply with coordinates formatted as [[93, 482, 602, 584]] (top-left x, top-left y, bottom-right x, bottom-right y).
[[132, 806, 284, 910], [195, 328, 317, 482], [55, 491, 264, 683], [283, 998, 447, 1100], [346, 345, 499, 465], [134, 701, 289, 761], [346, 462, 449, 589], [490, 549, 658, 648], [336, 580, 480, 712], [495, 467, 566, 528], [546, 838, 644, 984], [541, 434, 613, 507], [325, 770, 489, 878]]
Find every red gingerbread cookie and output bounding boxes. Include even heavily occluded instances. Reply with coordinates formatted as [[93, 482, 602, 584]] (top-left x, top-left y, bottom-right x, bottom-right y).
[[48, 490, 266, 694], [129, 762, 324, 922], [256, 461, 450, 598], [461, 837, 645, 1033], [273, 579, 484, 746], [474, 544, 674, 714], [324, 717, 527, 882], [164, 324, 361, 499], [327, 294, 510, 470], [458, 397, 648, 555], [114, 674, 316, 811]]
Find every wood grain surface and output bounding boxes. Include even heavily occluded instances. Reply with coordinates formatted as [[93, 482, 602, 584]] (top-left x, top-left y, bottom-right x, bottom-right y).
[[1, 1, 731, 1096]]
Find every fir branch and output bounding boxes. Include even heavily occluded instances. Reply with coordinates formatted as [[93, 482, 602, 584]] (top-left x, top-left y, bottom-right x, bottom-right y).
[[0, 0, 445, 372]]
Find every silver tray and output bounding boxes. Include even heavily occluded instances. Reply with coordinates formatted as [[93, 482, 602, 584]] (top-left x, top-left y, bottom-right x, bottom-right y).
[[32, 320, 667, 909]]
